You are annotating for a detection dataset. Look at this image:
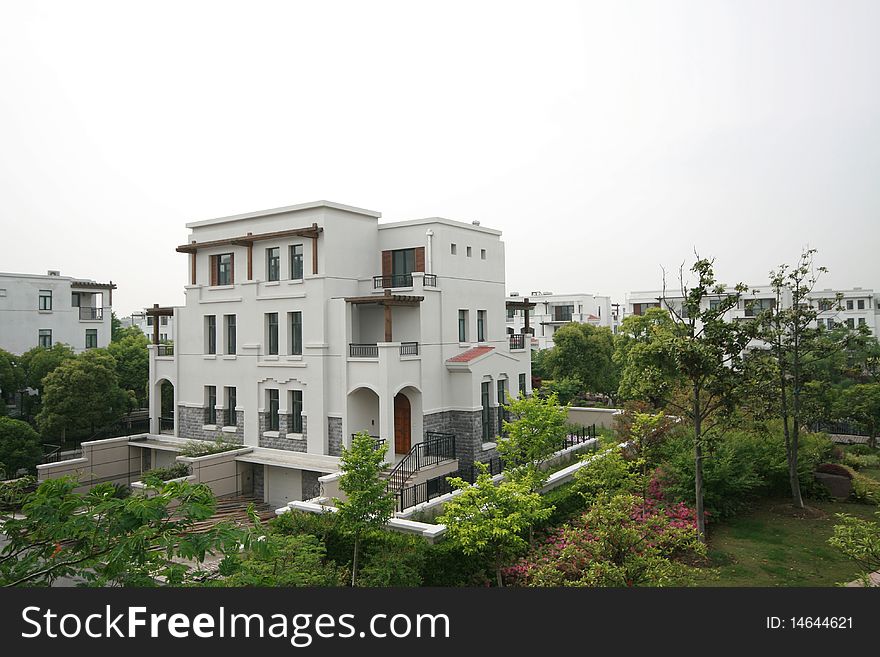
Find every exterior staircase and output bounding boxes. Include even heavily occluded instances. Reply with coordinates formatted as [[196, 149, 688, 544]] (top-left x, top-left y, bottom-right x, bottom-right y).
[[384, 432, 456, 509]]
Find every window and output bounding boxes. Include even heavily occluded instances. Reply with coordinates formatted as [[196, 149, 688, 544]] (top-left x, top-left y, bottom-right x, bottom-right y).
[[38, 290, 52, 310], [553, 305, 574, 322], [632, 302, 660, 316], [481, 249, 486, 260], [212, 253, 234, 286], [38, 329, 52, 348], [857, 300, 865, 310], [846, 300, 854, 311], [497, 379, 507, 436], [392, 248, 416, 278], [507, 307, 515, 320], [225, 314, 236, 354], [709, 299, 723, 311], [71, 292, 80, 307], [147, 316, 154, 326], [206, 386, 217, 425], [477, 310, 486, 342], [466, 246, 472, 257], [858, 318, 866, 327], [289, 311, 302, 355], [267, 389, 279, 431], [744, 298, 775, 317], [160, 316, 168, 326], [160, 333, 167, 341], [266, 313, 279, 355], [85, 329, 98, 349], [205, 315, 217, 354], [827, 318, 834, 330], [451, 243, 457, 255], [481, 382, 491, 442], [290, 244, 304, 280], [291, 390, 303, 433], [266, 247, 280, 281], [519, 373, 527, 397], [458, 310, 469, 342], [224, 387, 237, 427], [846, 318, 855, 329]]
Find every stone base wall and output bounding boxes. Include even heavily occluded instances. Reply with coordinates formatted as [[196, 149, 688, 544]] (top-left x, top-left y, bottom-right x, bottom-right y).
[[423, 409, 497, 469], [259, 414, 308, 452], [328, 417, 343, 456], [253, 464, 264, 501], [177, 405, 244, 444], [301, 470, 321, 500]]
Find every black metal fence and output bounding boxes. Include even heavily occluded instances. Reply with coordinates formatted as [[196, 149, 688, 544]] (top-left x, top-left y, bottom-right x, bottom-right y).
[[386, 432, 456, 493], [812, 420, 871, 437], [400, 341, 419, 356], [79, 306, 103, 320], [423, 274, 438, 287], [349, 343, 379, 358], [509, 333, 526, 350], [561, 423, 597, 449], [398, 475, 455, 511], [156, 344, 174, 356], [373, 274, 413, 289]]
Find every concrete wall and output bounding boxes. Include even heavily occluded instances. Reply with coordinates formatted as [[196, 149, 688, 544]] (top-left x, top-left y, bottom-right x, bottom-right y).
[[36, 436, 139, 493], [178, 447, 253, 499], [568, 406, 621, 430]]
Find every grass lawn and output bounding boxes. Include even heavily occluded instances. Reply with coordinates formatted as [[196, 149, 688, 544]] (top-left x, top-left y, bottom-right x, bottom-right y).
[[687, 497, 878, 587]]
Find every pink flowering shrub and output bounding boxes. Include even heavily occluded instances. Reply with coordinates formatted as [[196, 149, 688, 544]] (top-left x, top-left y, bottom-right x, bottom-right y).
[[503, 493, 704, 587]]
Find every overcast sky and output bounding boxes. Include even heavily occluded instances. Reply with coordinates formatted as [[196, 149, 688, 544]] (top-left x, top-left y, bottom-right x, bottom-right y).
[[1, 0, 877, 315]]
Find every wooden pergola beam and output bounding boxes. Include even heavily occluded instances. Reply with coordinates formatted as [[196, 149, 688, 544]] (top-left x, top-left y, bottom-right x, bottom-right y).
[[176, 224, 323, 254]]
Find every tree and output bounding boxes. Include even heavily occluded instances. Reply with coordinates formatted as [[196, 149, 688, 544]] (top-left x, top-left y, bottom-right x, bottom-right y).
[[497, 392, 568, 490], [0, 477, 254, 586], [36, 350, 129, 441], [0, 348, 22, 408], [106, 330, 150, 407], [0, 417, 43, 478], [438, 465, 552, 587], [755, 249, 844, 508], [334, 431, 395, 586], [616, 258, 751, 540], [19, 343, 76, 393], [546, 323, 619, 397], [828, 510, 880, 587], [835, 384, 880, 449]]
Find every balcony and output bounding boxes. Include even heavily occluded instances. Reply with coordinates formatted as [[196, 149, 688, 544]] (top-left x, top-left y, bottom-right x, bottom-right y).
[[156, 344, 174, 357], [79, 307, 104, 321], [350, 343, 379, 358], [509, 333, 526, 350], [373, 273, 438, 289], [400, 341, 419, 356]]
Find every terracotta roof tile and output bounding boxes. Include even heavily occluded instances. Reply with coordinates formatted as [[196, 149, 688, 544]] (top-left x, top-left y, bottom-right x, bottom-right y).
[[447, 345, 494, 363]]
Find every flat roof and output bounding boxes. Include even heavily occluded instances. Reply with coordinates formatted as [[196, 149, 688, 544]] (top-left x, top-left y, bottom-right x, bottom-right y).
[[186, 200, 382, 228], [378, 217, 502, 236], [235, 448, 341, 473]]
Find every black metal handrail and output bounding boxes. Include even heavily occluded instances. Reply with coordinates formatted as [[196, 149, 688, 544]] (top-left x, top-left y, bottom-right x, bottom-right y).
[[561, 423, 597, 449], [349, 343, 379, 358], [352, 434, 385, 452], [398, 474, 455, 511], [385, 432, 456, 495], [423, 274, 438, 287], [509, 333, 526, 350], [159, 416, 174, 433], [79, 307, 103, 320], [400, 341, 419, 356], [373, 274, 413, 289], [156, 344, 174, 356]]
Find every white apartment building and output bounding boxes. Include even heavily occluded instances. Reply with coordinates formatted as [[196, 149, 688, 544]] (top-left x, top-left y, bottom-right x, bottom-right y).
[[122, 309, 174, 342], [148, 201, 531, 508], [626, 285, 880, 336], [0, 270, 115, 355], [506, 291, 617, 349]]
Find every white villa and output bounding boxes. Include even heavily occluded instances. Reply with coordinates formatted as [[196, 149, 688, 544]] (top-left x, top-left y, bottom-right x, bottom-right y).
[[506, 291, 619, 349], [142, 201, 532, 508], [0, 270, 115, 355]]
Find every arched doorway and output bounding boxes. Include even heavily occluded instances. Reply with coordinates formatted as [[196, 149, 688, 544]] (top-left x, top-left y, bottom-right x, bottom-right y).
[[156, 379, 174, 434], [393, 392, 411, 455]]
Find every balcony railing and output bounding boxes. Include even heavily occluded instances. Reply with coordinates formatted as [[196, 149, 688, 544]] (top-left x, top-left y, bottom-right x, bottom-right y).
[[79, 307, 103, 320], [423, 274, 437, 287], [509, 333, 526, 350], [400, 341, 419, 356], [349, 343, 379, 358], [156, 344, 174, 356], [373, 274, 412, 289]]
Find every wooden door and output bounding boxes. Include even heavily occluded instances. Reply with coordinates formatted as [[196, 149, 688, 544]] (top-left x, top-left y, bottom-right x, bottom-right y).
[[394, 393, 411, 454]]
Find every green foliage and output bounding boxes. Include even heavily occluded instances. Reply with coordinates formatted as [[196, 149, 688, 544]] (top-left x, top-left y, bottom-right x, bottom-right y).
[[843, 452, 880, 470], [0, 348, 23, 403], [614, 308, 681, 407], [106, 331, 150, 407], [19, 343, 76, 393], [0, 417, 43, 477], [835, 384, 880, 447], [546, 323, 619, 397], [536, 377, 584, 405], [357, 535, 427, 587], [0, 477, 254, 586], [335, 431, 395, 585], [530, 348, 552, 380], [438, 465, 553, 586], [179, 436, 243, 457], [0, 476, 37, 512], [498, 392, 569, 489], [828, 510, 880, 585], [142, 462, 191, 483], [36, 350, 128, 440], [841, 465, 880, 505], [656, 427, 833, 520], [219, 533, 345, 587], [574, 447, 645, 505]]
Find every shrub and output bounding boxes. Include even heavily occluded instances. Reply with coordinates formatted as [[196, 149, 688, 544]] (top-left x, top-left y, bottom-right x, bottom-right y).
[[843, 452, 880, 470], [358, 535, 427, 587], [142, 462, 191, 482], [846, 444, 878, 457], [421, 539, 493, 587], [0, 417, 43, 477], [816, 463, 853, 479], [841, 466, 880, 505], [573, 447, 645, 504], [219, 533, 345, 587], [0, 475, 37, 512], [179, 436, 242, 457]]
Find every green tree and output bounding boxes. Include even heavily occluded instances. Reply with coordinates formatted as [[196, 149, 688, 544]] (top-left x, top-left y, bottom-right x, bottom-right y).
[[19, 343, 76, 393], [219, 533, 344, 587], [0, 417, 43, 478], [755, 249, 845, 508], [835, 384, 880, 449], [614, 307, 680, 409], [0, 348, 23, 408], [438, 466, 552, 587], [0, 477, 254, 586], [334, 431, 395, 586], [497, 392, 568, 490], [547, 323, 619, 397], [107, 330, 150, 407], [828, 510, 880, 587], [36, 350, 129, 441]]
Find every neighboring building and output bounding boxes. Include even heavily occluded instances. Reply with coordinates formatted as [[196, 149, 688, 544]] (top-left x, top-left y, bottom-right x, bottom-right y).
[[625, 285, 880, 337], [148, 201, 531, 508], [122, 309, 174, 342], [506, 291, 617, 349], [0, 270, 115, 355]]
